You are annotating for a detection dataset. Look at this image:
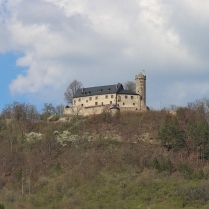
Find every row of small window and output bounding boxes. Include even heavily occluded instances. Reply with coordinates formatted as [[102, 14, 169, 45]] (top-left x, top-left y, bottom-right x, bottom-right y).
[[120, 103, 136, 106], [79, 101, 113, 106], [75, 100, 113, 104], [95, 101, 113, 105], [78, 102, 136, 106], [94, 102, 136, 106], [74, 95, 135, 105], [117, 95, 134, 102], [77, 95, 114, 102], [125, 95, 134, 99]]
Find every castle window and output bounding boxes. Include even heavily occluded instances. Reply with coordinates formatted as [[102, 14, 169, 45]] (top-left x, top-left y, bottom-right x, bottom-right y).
[[133, 103, 135, 105], [89, 97, 92, 100], [118, 96, 121, 102], [125, 96, 128, 99], [95, 102, 98, 105], [111, 95, 114, 98], [102, 102, 103, 105], [95, 96, 98, 100], [110, 101, 112, 104], [105, 95, 108, 99], [82, 104, 83, 106], [123, 103, 125, 105], [86, 100, 88, 103], [74, 100, 76, 105], [131, 96, 133, 99], [78, 98, 81, 102]]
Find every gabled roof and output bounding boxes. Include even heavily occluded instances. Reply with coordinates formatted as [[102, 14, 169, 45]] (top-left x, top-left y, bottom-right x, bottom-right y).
[[117, 89, 138, 95], [73, 83, 138, 98]]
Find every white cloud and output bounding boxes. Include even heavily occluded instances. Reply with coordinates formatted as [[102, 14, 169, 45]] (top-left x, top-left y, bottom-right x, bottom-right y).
[[0, 0, 209, 108]]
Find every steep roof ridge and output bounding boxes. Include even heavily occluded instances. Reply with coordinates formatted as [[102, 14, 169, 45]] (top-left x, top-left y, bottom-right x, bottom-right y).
[[73, 83, 129, 98]]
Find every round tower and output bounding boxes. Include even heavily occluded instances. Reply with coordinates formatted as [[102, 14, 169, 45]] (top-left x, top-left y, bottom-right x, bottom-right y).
[[135, 72, 146, 108]]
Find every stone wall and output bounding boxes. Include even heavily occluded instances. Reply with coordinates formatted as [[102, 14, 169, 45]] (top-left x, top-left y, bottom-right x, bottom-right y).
[[117, 94, 141, 109], [64, 105, 111, 116], [63, 103, 147, 116], [73, 93, 117, 108], [73, 93, 142, 109]]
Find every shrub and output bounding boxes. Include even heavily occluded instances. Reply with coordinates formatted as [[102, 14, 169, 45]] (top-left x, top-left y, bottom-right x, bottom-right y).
[[193, 169, 205, 180], [152, 157, 174, 173], [178, 163, 193, 179], [152, 157, 161, 171]]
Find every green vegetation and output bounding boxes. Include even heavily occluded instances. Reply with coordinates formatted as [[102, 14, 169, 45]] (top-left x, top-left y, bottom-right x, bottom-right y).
[[0, 98, 209, 208]]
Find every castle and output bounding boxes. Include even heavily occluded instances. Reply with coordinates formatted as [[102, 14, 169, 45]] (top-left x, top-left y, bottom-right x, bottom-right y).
[[64, 72, 147, 116]]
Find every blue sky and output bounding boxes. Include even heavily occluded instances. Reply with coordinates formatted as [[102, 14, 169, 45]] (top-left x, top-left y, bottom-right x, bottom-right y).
[[0, 53, 48, 111], [1, 0, 209, 113], [0, 53, 27, 109]]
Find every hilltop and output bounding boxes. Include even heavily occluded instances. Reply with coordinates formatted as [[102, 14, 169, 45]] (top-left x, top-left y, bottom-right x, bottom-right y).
[[0, 98, 209, 208]]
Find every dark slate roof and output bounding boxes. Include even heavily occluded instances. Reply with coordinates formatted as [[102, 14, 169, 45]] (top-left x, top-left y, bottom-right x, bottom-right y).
[[73, 83, 138, 98], [117, 89, 138, 95]]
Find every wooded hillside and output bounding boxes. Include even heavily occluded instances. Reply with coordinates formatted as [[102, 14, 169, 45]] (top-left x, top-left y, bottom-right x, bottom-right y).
[[0, 98, 209, 209]]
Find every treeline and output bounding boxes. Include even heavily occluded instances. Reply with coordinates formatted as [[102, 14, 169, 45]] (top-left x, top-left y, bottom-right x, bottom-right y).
[[0, 101, 65, 121]]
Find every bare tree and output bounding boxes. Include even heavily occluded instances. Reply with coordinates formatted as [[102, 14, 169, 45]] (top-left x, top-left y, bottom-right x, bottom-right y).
[[56, 104, 65, 115], [64, 79, 83, 104], [42, 103, 56, 115], [1, 101, 39, 122], [124, 81, 136, 92], [41, 103, 56, 120]]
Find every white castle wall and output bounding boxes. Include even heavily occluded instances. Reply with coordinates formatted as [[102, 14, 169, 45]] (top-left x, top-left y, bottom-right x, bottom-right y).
[[73, 93, 117, 108]]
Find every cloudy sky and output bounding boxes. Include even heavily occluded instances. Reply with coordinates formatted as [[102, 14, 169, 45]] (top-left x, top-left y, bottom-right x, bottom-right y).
[[0, 0, 209, 112]]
